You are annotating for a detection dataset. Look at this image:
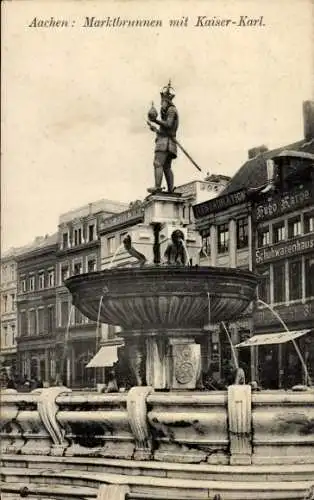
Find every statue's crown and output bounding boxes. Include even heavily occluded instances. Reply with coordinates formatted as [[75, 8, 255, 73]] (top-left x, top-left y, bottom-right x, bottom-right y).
[[160, 80, 175, 101]]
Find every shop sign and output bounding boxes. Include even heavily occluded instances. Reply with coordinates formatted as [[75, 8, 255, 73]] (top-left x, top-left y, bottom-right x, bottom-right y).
[[193, 189, 247, 219], [101, 206, 144, 231], [254, 184, 313, 222], [256, 233, 314, 265], [254, 300, 314, 327]]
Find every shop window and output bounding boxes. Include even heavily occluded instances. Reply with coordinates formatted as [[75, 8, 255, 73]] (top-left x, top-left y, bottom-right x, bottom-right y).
[[217, 224, 229, 254], [305, 255, 314, 297], [304, 212, 314, 233], [236, 218, 248, 249], [257, 265, 270, 303], [201, 234, 211, 257], [289, 259, 302, 301], [74, 307, 83, 324], [273, 223, 286, 244], [273, 261, 286, 303], [257, 227, 270, 247], [288, 216, 301, 239]]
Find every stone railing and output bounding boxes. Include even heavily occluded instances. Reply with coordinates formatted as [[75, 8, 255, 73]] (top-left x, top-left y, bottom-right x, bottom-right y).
[[1, 386, 314, 499], [1, 385, 313, 466]]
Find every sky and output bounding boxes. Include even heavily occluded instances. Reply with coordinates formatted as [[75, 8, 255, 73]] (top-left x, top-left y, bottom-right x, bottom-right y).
[[2, 0, 313, 251]]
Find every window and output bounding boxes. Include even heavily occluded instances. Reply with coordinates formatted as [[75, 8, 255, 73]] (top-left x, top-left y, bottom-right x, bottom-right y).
[[88, 224, 95, 242], [289, 259, 302, 301], [60, 301, 69, 327], [2, 326, 8, 346], [11, 324, 16, 345], [47, 306, 55, 333], [74, 307, 83, 324], [74, 262, 82, 275], [257, 227, 270, 247], [38, 272, 45, 290], [62, 232, 69, 249], [61, 264, 70, 283], [29, 276, 35, 291], [20, 311, 28, 336], [201, 235, 211, 257], [257, 265, 270, 303], [288, 217, 301, 239], [273, 262, 286, 303], [48, 270, 55, 288], [304, 213, 314, 233], [2, 265, 7, 282], [87, 258, 96, 272], [28, 310, 37, 335], [2, 294, 8, 313], [107, 236, 116, 255], [305, 255, 314, 297], [74, 228, 82, 246], [236, 218, 248, 249], [273, 223, 286, 244], [217, 224, 229, 254], [10, 294, 16, 311], [21, 279, 27, 293], [37, 308, 45, 334], [119, 232, 128, 245], [10, 264, 15, 281]]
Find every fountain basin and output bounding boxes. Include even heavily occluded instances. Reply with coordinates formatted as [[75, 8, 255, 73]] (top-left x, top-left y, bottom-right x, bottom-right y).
[[65, 266, 257, 330]]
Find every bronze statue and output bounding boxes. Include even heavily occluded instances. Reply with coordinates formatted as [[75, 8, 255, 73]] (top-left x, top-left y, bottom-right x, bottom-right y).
[[123, 234, 147, 266], [164, 229, 186, 266], [147, 81, 179, 194]]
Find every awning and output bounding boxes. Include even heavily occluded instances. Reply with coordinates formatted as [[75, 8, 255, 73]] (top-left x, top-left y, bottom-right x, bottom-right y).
[[86, 345, 120, 368], [236, 329, 311, 348]]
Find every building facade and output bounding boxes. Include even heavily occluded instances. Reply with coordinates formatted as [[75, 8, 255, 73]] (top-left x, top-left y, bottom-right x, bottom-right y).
[[55, 199, 129, 388], [1, 250, 19, 377], [193, 101, 314, 388], [16, 235, 58, 383]]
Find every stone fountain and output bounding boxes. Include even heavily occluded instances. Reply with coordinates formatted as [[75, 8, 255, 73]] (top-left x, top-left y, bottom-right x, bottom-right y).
[[1, 84, 313, 500]]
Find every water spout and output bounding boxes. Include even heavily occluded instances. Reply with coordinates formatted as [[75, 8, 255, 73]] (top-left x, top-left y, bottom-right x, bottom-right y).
[[58, 304, 74, 386], [95, 295, 104, 351], [221, 321, 239, 371], [109, 243, 125, 269], [257, 298, 311, 386], [181, 238, 191, 266]]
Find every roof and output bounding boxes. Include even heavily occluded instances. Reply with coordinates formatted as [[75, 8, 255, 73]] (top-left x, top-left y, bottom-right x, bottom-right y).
[[221, 138, 314, 195], [16, 233, 58, 260]]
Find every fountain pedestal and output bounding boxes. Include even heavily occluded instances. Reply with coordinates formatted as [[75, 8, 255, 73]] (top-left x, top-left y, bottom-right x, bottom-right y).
[[145, 332, 202, 390]]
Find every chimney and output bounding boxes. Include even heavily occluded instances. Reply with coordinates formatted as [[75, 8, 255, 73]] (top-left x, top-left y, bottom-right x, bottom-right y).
[[303, 100, 314, 141], [248, 145, 268, 159]]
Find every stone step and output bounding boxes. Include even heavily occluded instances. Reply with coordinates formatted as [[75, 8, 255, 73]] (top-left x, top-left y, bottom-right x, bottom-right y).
[[2, 455, 314, 482], [1, 465, 313, 500]]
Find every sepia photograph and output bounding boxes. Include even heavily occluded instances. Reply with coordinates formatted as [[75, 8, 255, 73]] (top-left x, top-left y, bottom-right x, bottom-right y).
[[1, 0, 314, 498]]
